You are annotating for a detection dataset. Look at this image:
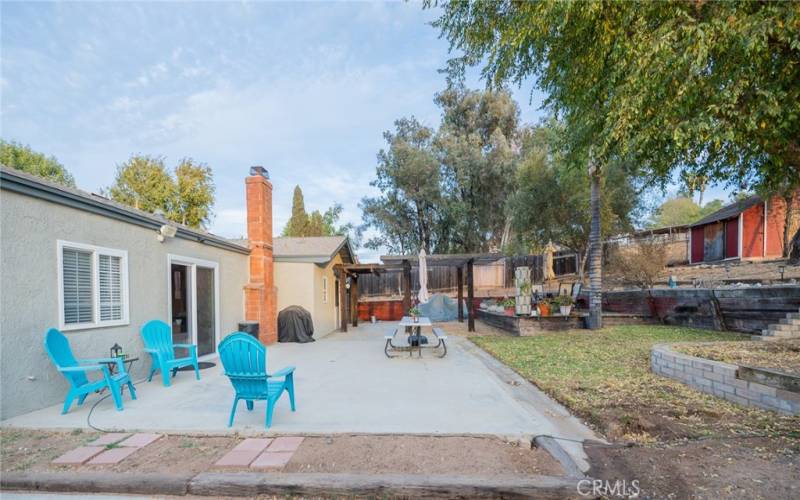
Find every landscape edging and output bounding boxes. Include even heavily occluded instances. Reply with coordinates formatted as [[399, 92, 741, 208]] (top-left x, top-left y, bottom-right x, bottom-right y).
[[1, 470, 583, 498], [650, 343, 799, 415]]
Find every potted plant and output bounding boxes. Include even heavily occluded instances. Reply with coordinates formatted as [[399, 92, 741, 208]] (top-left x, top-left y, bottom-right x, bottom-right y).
[[409, 306, 421, 322], [519, 279, 532, 296], [501, 298, 516, 316], [553, 294, 575, 316], [537, 299, 551, 317]]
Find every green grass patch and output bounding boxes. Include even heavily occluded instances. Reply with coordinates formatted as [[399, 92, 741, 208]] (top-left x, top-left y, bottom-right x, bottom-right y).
[[472, 325, 799, 443]]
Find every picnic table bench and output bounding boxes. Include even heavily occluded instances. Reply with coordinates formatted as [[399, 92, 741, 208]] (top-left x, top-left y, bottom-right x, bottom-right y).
[[384, 316, 447, 358]]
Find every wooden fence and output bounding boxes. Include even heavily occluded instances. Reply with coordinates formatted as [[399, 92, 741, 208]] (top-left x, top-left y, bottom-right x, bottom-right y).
[[359, 252, 579, 298]]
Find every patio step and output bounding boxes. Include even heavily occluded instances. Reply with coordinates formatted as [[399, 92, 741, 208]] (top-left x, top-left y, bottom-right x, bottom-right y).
[[780, 317, 800, 326]]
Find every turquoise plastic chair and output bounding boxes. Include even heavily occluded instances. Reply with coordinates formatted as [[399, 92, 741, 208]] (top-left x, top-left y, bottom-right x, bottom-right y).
[[140, 320, 200, 387], [44, 328, 137, 414], [218, 332, 296, 428]]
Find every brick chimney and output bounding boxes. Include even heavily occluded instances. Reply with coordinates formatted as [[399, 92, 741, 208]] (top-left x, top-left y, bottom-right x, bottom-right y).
[[244, 166, 277, 344]]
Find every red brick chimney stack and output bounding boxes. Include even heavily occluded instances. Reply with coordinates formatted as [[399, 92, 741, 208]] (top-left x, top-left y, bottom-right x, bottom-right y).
[[244, 166, 277, 344]]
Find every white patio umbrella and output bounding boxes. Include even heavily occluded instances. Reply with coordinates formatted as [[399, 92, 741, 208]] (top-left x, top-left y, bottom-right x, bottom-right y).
[[417, 248, 430, 304]]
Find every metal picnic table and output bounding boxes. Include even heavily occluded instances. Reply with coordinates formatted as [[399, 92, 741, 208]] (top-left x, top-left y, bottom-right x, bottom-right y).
[[384, 316, 448, 358]]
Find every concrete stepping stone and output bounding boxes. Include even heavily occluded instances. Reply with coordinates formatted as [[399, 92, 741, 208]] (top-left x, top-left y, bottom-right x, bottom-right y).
[[250, 451, 294, 469], [52, 446, 105, 465], [88, 433, 130, 446], [214, 438, 272, 468], [86, 447, 138, 465], [117, 433, 162, 448], [267, 436, 304, 452]]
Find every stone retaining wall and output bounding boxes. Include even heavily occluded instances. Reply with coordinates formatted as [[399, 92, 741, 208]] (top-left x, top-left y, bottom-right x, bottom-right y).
[[651, 343, 800, 415]]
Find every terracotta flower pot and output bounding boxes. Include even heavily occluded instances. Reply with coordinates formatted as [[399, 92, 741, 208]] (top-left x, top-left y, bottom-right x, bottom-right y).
[[505, 306, 515, 316], [538, 303, 550, 317]]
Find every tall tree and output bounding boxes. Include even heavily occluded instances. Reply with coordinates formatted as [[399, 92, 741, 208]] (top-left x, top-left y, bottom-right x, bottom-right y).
[[282, 186, 355, 240], [283, 185, 309, 237], [430, 0, 800, 326], [107, 154, 215, 228], [172, 158, 215, 227], [649, 197, 726, 228], [509, 124, 641, 277], [109, 155, 175, 214], [0, 140, 75, 186], [361, 117, 444, 253], [435, 86, 519, 252]]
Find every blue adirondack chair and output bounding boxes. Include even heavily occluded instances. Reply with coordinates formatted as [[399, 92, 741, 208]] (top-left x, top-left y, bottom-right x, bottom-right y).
[[44, 328, 137, 414], [218, 332, 296, 428], [140, 319, 200, 387]]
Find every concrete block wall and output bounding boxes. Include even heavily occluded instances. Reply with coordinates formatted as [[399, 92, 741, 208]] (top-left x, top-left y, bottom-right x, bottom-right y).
[[651, 343, 800, 415]]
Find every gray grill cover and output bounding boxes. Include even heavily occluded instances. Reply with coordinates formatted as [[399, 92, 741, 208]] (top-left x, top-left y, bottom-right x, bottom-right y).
[[278, 305, 315, 343]]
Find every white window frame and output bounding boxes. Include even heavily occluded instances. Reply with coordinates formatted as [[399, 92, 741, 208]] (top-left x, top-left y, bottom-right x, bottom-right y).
[[57, 240, 130, 331], [322, 276, 329, 304]]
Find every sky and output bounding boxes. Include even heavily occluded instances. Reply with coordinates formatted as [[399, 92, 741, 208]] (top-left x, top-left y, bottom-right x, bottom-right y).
[[1, 1, 730, 261]]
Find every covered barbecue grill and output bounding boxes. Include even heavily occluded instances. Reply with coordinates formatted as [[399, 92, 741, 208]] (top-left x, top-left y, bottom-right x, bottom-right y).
[[278, 305, 315, 343]]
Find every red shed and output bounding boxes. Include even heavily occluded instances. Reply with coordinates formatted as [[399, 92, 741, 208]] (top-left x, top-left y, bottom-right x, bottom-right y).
[[688, 194, 792, 264]]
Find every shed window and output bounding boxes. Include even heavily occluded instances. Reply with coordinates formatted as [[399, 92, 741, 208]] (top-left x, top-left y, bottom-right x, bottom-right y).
[[58, 241, 129, 330]]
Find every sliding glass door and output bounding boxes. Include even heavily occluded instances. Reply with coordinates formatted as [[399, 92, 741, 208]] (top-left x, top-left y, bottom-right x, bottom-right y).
[[195, 266, 216, 356], [168, 255, 220, 358]]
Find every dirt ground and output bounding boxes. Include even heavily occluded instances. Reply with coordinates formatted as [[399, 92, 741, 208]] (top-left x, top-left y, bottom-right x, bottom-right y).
[[284, 435, 561, 475], [587, 436, 800, 499], [0, 429, 561, 478], [677, 339, 800, 376]]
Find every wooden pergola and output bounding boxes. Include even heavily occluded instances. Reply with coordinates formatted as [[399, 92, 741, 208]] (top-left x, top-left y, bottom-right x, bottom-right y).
[[333, 263, 387, 332], [381, 253, 506, 332]]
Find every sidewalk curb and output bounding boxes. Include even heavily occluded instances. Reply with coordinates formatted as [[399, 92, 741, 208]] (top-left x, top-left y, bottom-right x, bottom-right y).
[[2, 471, 584, 498]]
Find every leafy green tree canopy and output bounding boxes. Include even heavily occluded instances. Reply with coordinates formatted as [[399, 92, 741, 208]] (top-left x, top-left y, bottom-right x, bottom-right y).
[[284, 185, 310, 237], [0, 140, 75, 186], [360, 117, 443, 253], [648, 197, 726, 228], [282, 185, 354, 239], [108, 155, 215, 228], [431, 1, 799, 191], [361, 88, 521, 254], [508, 123, 642, 272]]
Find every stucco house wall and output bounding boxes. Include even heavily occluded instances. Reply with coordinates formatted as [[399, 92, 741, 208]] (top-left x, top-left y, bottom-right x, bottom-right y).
[[274, 254, 342, 339], [313, 254, 343, 337], [0, 190, 249, 419], [274, 261, 317, 320]]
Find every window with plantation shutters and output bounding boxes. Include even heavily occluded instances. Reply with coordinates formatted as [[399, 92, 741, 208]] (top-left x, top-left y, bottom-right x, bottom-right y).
[[62, 248, 93, 324], [58, 241, 129, 330], [98, 254, 123, 321]]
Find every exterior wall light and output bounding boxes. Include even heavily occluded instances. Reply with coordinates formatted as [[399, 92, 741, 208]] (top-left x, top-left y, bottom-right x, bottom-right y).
[[157, 224, 178, 242]]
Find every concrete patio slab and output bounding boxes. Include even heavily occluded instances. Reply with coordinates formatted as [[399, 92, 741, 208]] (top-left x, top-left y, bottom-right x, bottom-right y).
[[2, 322, 600, 470]]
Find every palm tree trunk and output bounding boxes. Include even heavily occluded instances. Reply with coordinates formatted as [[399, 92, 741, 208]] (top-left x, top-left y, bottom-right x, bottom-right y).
[[587, 160, 603, 329]]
